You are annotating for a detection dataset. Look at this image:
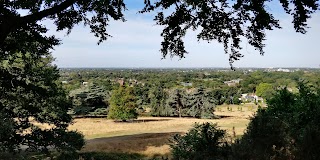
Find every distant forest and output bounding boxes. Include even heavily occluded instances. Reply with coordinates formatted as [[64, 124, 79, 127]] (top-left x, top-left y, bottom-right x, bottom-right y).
[[59, 68, 320, 119]]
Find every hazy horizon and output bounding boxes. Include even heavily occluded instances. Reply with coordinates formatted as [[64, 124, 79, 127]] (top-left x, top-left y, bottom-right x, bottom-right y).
[[58, 66, 319, 69]]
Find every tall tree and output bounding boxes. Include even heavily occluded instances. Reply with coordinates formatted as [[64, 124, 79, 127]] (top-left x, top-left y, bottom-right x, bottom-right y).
[[149, 82, 169, 116], [166, 89, 187, 118], [108, 86, 138, 121], [209, 88, 226, 105], [0, 52, 84, 153], [187, 88, 215, 119], [69, 84, 109, 115], [134, 83, 150, 106]]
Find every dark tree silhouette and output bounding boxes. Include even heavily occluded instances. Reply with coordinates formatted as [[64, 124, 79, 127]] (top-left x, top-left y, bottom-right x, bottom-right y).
[[1, 0, 319, 65]]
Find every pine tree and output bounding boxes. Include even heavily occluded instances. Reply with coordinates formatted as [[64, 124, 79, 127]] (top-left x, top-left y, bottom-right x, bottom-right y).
[[149, 83, 169, 116], [69, 85, 109, 115], [187, 88, 215, 119], [166, 89, 187, 118]]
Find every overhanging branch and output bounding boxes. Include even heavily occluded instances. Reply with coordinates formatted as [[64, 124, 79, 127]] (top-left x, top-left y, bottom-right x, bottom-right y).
[[20, 0, 78, 24]]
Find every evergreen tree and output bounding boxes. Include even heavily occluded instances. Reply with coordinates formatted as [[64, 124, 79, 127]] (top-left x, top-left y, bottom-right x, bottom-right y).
[[134, 83, 150, 107], [187, 88, 215, 119], [166, 89, 187, 118], [69, 84, 109, 115], [149, 83, 169, 116], [209, 89, 225, 105], [108, 86, 138, 121]]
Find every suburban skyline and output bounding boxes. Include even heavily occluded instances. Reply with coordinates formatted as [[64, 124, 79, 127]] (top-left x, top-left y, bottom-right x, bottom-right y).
[[47, 2, 320, 68]]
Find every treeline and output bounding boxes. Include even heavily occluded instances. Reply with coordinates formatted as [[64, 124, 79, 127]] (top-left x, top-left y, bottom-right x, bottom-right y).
[[62, 68, 320, 120], [68, 84, 216, 119]]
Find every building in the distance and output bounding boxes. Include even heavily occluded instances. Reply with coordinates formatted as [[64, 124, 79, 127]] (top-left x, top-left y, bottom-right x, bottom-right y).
[[224, 79, 242, 87]]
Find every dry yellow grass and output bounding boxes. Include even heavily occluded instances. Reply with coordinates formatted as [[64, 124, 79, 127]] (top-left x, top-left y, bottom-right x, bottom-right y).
[[69, 116, 250, 140], [68, 107, 255, 157]]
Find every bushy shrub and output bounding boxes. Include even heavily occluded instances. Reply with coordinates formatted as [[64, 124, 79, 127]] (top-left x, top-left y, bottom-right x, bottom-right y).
[[170, 122, 231, 160], [233, 83, 320, 160]]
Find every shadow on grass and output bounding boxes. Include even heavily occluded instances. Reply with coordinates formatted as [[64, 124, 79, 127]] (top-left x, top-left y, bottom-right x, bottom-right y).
[[1, 151, 170, 160], [216, 115, 233, 118], [124, 119, 172, 123], [57, 152, 145, 160], [83, 132, 182, 157]]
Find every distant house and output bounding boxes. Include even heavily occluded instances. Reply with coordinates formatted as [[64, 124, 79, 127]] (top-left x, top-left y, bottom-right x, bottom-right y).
[[82, 82, 89, 86], [224, 79, 242, 87], [241, 93, 263, 103], [181, 82, 193, 87]]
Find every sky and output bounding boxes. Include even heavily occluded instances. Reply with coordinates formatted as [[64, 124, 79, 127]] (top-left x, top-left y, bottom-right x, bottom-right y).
[[46, 1, 320, 68]]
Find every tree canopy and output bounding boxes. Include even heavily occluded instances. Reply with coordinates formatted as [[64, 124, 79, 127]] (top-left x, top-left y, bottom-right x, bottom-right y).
[[1, 0, 319, 66], [0, 52, 84, 153], [256, 82, 275, 99], [108, 85, 138, 121], [235, 82, 320, 159]]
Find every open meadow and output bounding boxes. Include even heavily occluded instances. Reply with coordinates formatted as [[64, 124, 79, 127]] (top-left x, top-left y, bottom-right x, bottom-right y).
[[68, 105, 258, 158]]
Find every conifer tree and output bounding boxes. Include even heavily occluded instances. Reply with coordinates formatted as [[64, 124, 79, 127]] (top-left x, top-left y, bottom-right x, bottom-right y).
[[187, 88, 215, 119], [166, 89, 187, 118], [149, 83, 169, 116]]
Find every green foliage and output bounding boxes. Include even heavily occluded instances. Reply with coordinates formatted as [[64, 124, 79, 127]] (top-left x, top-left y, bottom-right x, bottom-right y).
[[165, 89, 187, 117], [187, 88, 215, 119], [89, 108, 109, 116], [256, 82, 275, 99], [108, 86, 138, 121], [208, 88, 226, 105], [232, 95, 241, 105], [134, 83, 150, 106], [0, 52, 84, 153], [170, 123, 231, 160], [149, 83, 169, 116], [0, 112, 17, 152], [69, 85, 109, 115], [57, 152, 144, 160], [150, 87, 216, 119], [0, 0, 126, 46], [234, 82, 320, 160]]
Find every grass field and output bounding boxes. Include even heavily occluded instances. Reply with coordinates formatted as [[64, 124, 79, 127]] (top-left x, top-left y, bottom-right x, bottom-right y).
[[68, 104, 257, 158]]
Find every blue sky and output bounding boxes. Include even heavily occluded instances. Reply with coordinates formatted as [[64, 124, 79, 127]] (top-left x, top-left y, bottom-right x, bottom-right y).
[[47, 1, 320, 68]]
